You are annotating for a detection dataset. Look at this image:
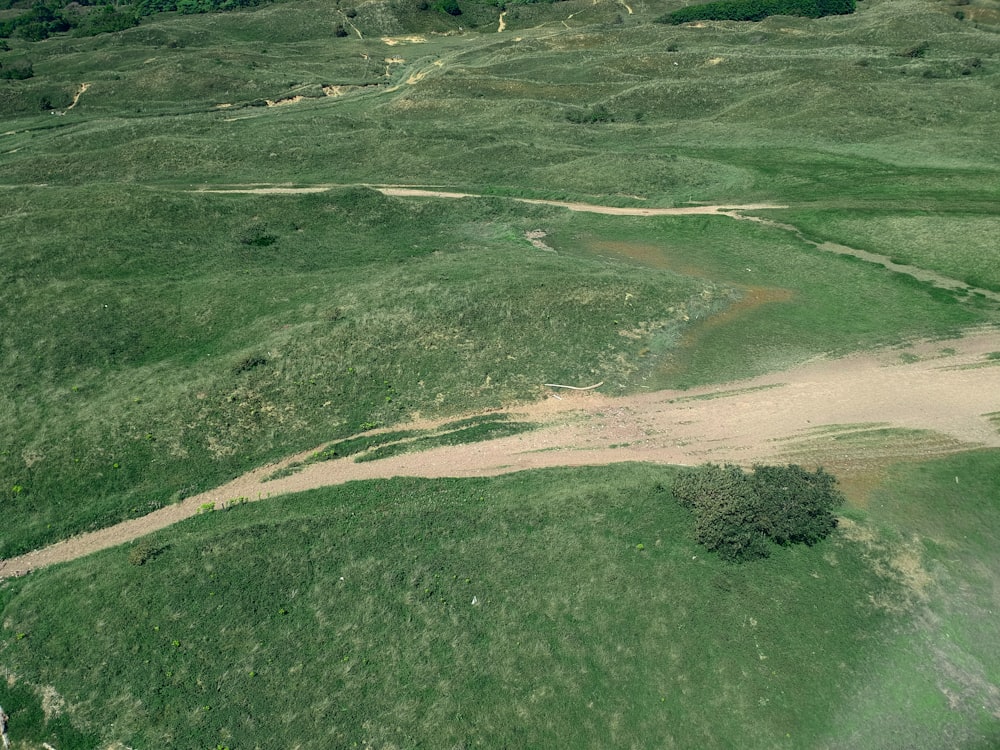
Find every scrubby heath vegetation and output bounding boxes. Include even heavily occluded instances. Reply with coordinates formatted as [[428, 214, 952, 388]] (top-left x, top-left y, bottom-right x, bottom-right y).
[[672, 463, 843, 561], [1, 0, 1000, 744], [1, 0, 996, 556], [660, 0, 854, 25]]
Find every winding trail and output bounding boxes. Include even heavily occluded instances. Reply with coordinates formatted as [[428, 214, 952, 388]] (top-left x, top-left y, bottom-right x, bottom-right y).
[[193, 184, 1000, 302], [2, 327, 998, 578], [66, 83, 90, 111]]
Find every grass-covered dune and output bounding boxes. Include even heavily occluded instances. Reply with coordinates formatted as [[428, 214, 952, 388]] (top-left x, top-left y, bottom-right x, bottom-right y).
[[1, 0, 1000, 744], [1, 185, 742, 557], [3, 183, 991, 557], [2, 457, 999, 748]]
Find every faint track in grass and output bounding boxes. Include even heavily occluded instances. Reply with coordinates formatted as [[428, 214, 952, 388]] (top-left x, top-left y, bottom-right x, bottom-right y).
[[192, 184, 1000, 303], [2, 327, 998, 578]]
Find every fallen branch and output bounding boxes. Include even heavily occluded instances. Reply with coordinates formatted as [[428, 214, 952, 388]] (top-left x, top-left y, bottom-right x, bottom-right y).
[[543, 381, 604, 391]]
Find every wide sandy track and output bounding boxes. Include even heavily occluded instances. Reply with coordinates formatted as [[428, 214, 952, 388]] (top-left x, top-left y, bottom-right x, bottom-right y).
[[2, 327, 999, 578]]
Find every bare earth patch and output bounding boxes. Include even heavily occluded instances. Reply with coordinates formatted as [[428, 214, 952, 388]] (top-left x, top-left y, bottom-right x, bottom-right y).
[[2, 327, 998, 577]]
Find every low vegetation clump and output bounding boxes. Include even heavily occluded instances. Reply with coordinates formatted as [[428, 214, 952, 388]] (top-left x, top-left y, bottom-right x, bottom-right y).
[[0, 0, 261, 40], [659, 0, 854, 24], [672, 463, 844, 561]]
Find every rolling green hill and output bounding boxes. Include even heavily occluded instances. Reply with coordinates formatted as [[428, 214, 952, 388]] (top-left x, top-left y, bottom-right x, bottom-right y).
[[1, 0, 999, 744]]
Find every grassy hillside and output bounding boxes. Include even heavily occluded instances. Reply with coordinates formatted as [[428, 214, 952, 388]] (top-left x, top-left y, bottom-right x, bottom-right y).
[[4, 0, 998, 548], [1, 0, 999, 744], [2, 457, 998, 748], [2, 182, 990, 556]]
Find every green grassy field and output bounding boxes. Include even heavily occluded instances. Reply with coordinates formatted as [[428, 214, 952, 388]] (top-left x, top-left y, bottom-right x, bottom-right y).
[[2, 183, 990, 556], [2, 0, 1000, 744], [2, 458, 998, 748]]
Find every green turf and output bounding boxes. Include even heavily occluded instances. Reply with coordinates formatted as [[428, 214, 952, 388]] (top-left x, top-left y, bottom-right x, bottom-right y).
[[3, 457, 998, 748], [2, 185, 739, 556], [4, 180, 991, 555], [839, 450, 1000, 747], [1, 0, 999, 744], [776, 208, 1000, 292], [0, 464, 899, 748]]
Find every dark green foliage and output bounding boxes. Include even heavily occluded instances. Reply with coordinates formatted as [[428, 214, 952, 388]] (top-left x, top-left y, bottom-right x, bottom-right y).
[[232, 354, 268, 374], [896, 41, 929, 58], [0, 60, 33, 79], [435, 0, 461, 15], [751, 464, 841, 545], [238, 224, 278, 247], [72, 5, 139, 36], [0, 0, 271, 40], [672, 462, 745, 509], [659, 0, 854, 24], [0, 0, 70, 40], [565, 103, 613, 124], [672, 463, 844, 561], [690, 469, 772, 561]]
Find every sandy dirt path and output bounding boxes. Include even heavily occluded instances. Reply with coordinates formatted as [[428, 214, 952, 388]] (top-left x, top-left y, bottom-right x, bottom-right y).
[[189, 184, 997, 301], [194, 185, 784, 215], [376, 187, 787, 215], [2, 327, 998, 578]]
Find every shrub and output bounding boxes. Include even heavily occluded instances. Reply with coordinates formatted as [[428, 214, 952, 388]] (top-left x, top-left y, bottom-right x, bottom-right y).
[[751, 464, 841, 546], [565, 104, 613, 124], [74, 6, 139, 36], [671, 463, 844, 562], [238, 225, 277, 246], [0, 61, 33, 79], [658, 0, 854, 24], [233, 354, 268, 374], [896, 41, 929, 58], [128, 540, 164, 565], [435, 0, 461, 15]]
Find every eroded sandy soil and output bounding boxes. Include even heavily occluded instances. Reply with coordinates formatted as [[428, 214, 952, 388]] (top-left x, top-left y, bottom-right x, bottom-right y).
[[2, 327, 998, 577]]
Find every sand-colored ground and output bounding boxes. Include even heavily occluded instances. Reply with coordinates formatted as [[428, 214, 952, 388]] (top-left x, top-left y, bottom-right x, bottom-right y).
[[2, 327, 997, 578]]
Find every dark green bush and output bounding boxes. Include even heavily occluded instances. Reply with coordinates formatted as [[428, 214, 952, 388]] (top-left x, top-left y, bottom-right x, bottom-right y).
[[671, 463, 844, 562], [658, 0, 854, 24], [896, 41, 929, 58], [565, 104, 613, 124], [73, 6, 139, 35], [751, 464, 841, 546], [435, 0, 461, 15], [0, 60, 33, 79]]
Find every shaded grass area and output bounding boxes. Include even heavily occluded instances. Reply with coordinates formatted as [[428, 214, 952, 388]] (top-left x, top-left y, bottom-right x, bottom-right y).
[[1, 185, 734, 557], [1, 464, 902, 749]]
